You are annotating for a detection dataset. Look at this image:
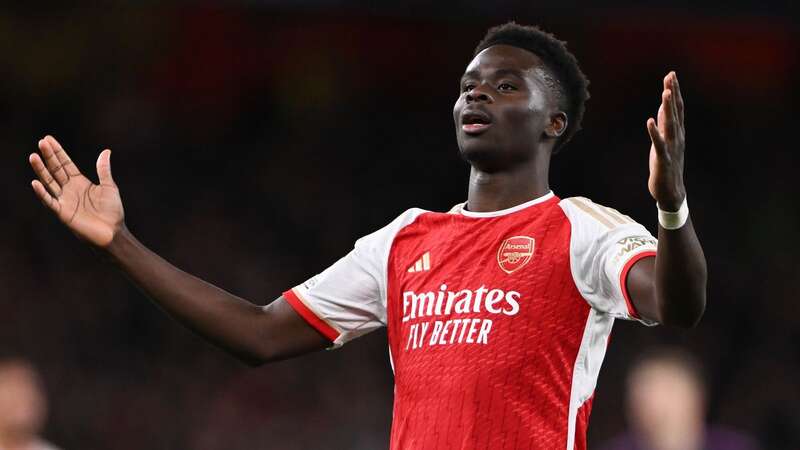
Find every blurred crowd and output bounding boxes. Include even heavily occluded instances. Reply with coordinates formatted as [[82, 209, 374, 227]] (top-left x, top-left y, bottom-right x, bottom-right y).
[[1, 4, 798, 449]]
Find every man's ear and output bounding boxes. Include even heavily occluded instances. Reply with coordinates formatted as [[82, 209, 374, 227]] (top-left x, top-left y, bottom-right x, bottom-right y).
[[545, 112, 568, 138]]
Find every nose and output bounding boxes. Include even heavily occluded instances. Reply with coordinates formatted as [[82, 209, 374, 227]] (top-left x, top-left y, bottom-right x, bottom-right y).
[[466, 84, 493, 104]]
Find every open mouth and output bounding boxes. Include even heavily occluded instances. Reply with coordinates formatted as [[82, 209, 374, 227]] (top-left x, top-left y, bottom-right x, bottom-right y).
[[461, 111, 493, 135]]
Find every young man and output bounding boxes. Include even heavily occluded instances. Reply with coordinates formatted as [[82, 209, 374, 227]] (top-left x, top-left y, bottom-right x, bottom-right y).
[[28, 23, 706, 450]]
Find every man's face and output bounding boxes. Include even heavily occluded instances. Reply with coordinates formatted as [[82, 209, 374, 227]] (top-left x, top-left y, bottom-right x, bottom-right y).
[[453, 45, 559, 171]]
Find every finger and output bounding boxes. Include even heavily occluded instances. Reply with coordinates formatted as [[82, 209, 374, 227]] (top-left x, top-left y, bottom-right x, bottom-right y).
[[665, 74, 680, 133], [45, 135, 81, 178], [38, 138, 69, 186], [671, 72, 684, 126], [96, 149, 115, 186], [656, 99, 668, 138], [31, 180, 61, 214], [647, 118, 667, 156], [661, 89, 676, 138], [29, 153, 62, 197]]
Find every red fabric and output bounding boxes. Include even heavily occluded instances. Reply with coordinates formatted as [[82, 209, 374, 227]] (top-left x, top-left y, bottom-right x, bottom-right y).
[[283, 288, 340, 342], [386, 196, 592, 449], [573, 395, 595, 450], [618, 251, 657, 319]]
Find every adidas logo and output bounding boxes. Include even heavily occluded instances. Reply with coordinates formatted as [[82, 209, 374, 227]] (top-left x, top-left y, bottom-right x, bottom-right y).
[[407, 251, 431, 273]]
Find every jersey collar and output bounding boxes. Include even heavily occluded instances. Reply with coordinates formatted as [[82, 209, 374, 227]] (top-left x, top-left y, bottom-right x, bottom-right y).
[[456, 191, 555, 218]]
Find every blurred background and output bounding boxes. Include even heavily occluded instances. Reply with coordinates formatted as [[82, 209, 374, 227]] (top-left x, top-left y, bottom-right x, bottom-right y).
[[1, 1, 798, 449]]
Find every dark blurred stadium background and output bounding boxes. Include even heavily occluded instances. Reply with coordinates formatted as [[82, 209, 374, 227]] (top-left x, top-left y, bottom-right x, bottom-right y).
[[1, 2, 798, 449]]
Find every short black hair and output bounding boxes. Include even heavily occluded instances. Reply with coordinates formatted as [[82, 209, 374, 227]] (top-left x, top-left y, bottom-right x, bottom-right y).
[[474, 22, 590, 152]]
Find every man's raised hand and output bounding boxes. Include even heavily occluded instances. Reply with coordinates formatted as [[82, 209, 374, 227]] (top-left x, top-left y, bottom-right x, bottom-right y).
[[646, 71, 686, 212], [29, 135, 124, 248]]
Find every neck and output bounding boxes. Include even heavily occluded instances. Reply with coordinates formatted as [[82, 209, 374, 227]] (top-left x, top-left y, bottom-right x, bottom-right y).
[[642, 411, 705, 450], [645, 427, 703, 450], [0, 429, 36, 450], [465, 153, 551, 213]]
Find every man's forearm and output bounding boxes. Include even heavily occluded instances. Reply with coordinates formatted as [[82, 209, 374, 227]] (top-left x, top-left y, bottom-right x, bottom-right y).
[[103, 227, 283, 365], [633, 71, 706, 327], [654, 217, 707, 327], [26, 135, 328, 363]]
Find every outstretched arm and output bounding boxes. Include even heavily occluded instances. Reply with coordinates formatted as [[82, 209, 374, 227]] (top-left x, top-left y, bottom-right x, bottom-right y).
[[626, 72, 708, 327], [29, 136, 330, 365]]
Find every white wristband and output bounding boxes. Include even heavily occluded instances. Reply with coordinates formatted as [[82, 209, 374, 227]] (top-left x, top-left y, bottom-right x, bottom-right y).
[[657, 197, 689, 230]]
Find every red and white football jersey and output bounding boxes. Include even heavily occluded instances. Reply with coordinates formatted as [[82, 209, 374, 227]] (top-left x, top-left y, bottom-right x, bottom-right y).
[[283, 192, 657, 450]]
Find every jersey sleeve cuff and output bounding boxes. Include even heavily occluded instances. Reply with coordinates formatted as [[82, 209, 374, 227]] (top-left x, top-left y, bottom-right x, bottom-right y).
[[283, 288, 342, 343], [618, 251, 657, 320]]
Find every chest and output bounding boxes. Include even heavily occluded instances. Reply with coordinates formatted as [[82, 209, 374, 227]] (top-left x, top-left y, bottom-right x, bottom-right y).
[[385, 208, 584, 356], [389, 209, 572, 297]]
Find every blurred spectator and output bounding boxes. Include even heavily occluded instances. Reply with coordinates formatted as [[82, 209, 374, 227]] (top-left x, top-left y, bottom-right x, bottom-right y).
[[0, 360, 60, 450], [601, 348, 759, 450]]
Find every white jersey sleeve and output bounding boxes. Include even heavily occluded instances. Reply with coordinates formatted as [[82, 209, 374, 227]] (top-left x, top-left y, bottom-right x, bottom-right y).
[[559, 197, 658, 325], [282, 208, 427, 347]]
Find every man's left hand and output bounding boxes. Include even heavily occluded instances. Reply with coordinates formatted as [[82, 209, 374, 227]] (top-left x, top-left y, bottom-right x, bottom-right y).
[[647, 71, 686, 212]]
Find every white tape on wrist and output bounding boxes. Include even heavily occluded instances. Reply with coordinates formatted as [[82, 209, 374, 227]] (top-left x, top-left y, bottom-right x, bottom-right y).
[[657, 197, 689, 230]]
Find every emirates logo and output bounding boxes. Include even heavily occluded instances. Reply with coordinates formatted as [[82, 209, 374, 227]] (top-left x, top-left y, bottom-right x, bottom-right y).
[[497, 236, 535, 274]]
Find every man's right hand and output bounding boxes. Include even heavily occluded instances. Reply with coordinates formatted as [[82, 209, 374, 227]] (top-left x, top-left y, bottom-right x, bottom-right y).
[[28, 135, 330, 364], [29, 135, 124, 248]]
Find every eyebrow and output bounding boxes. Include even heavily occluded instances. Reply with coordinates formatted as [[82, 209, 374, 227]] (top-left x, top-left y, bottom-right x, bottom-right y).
[[460, 68, 527, 83]]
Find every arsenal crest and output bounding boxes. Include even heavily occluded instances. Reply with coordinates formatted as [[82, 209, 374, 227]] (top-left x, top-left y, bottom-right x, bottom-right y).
[[497, 236, 535, 274]]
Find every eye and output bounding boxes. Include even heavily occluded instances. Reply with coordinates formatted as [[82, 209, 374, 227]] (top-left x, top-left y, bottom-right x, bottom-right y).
[[462, 83, 475, 93], [498, 83, 516, 91]]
